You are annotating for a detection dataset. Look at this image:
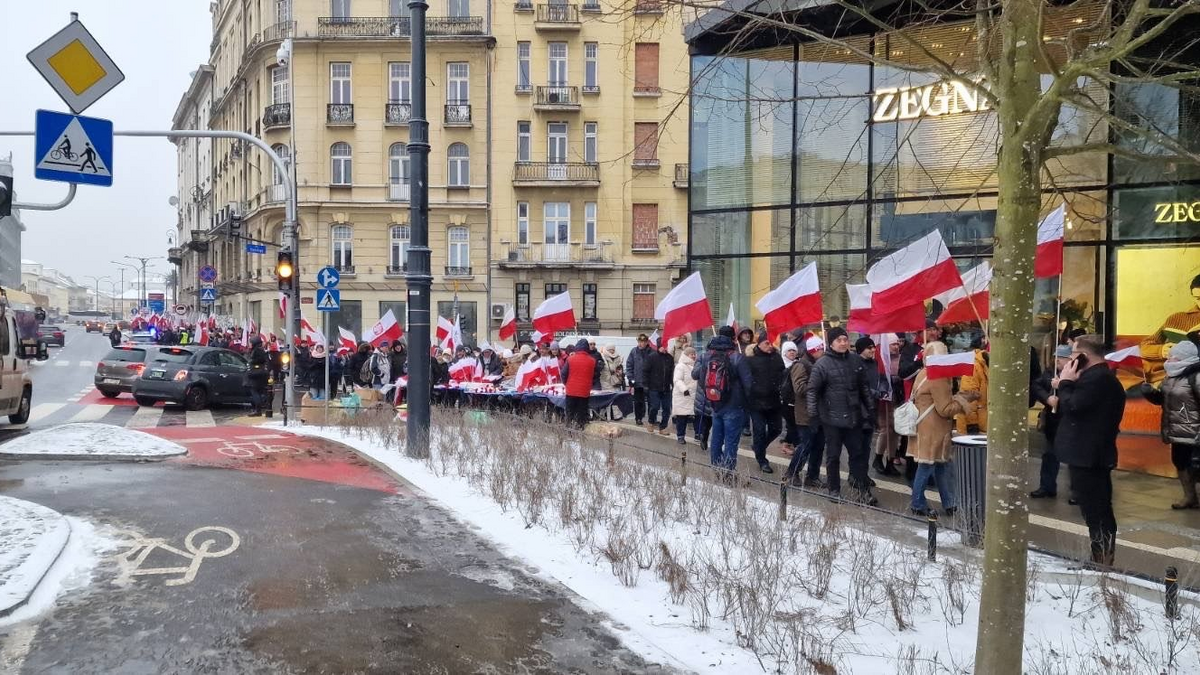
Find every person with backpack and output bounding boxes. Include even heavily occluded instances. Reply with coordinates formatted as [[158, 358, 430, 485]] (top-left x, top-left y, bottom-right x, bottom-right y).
[[806, 327, 878, 503], [784, 335, 826, 487], [626, 334, 653, 427], [908, 341, 980, 516], [348, 342, 373, 387], [692, 330, 753, 479], [1142, 340, 1200, 509], [745, 330, 784, 474], [642, 337, 675, 435]]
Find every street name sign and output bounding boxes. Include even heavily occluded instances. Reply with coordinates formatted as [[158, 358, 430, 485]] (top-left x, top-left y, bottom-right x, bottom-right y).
[[245, 243, 267, 254], [316, 289, 341, 312], [27, 19, 125, 114], [34, 109, 113, 186]]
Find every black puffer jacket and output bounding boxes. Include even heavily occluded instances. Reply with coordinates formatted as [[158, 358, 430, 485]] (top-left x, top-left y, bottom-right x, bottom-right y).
[[1054, 363, 1126, 469], [642, 350, 675, 392], [859, 356, 881, 429], [806, 350, 875, 429], [1145, 365, 1200, 445], [626, 345, 652, 387], [745, 346, 784, 410]]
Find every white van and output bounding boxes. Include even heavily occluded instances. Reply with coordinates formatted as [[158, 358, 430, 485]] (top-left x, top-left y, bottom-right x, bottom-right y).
[[0, 288, 48, 425]]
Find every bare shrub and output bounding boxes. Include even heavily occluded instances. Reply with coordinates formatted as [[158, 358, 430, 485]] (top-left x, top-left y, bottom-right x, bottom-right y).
[[937, 559, 968, 627], [656, 541, 690, 604], [598, 520, 639, 587], [1098, 574, 1142, 643]]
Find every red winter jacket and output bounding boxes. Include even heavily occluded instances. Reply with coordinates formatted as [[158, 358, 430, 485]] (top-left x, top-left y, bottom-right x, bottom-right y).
[[563, 351, 598, 398]]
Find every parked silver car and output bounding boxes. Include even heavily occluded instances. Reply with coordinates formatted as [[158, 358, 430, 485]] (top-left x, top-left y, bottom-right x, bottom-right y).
[[94, 346, 149, 397]]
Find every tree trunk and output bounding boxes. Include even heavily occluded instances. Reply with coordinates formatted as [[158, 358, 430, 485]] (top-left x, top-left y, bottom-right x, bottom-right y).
[[974, 0, 1046, 672]]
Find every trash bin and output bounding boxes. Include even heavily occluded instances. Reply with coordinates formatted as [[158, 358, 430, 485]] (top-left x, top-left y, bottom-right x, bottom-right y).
[[952, 434, 988, 546]]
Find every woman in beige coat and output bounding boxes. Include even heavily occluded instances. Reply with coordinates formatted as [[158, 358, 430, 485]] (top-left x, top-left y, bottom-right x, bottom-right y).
[[909, 341, 980, 516]]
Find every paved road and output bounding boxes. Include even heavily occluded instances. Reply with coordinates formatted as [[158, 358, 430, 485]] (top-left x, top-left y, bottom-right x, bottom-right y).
[[0, 424, 669, 674]]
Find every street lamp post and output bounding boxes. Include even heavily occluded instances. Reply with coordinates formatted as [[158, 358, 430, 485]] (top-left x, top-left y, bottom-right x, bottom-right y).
[[124, 255, 163, 313], [111, 261, 137, 319], [406, 0, 432, 458], [83, 275, 110, 312]]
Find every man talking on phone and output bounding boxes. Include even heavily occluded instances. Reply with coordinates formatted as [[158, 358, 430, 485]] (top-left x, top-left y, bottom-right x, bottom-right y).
[[1048, 334, 1126, 567]]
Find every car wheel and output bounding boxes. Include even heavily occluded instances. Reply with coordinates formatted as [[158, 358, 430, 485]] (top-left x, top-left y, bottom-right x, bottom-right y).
[[184, 386, 209, 411], [98, 389, 119, 398], [134, 396, 158, 407], [8, 387, 31, 425]]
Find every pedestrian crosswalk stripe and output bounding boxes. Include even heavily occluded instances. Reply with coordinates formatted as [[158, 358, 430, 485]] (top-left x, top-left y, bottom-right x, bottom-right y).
[[53, 361, 69, 367], [185, 410, 216, 428], [78, 360, 94, 367], [28, 403, 67, 424], [68, 404, 113, 423], [125, 407, 163, 429]]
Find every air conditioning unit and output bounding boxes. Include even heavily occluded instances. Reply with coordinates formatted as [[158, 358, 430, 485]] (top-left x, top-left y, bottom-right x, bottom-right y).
[[490, 303, 507, 322]]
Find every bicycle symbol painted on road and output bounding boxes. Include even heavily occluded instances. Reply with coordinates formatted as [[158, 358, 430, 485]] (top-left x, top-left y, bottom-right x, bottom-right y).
[[115, 526, 240, 586], [214, 440, 301, 459]]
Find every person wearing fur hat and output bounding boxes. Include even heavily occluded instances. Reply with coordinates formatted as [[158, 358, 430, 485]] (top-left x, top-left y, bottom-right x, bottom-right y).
[[805, 326, 878, 503]]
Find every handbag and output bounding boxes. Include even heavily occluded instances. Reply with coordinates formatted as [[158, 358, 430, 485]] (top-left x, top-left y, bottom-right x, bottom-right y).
[[894, 379, 935, 437]]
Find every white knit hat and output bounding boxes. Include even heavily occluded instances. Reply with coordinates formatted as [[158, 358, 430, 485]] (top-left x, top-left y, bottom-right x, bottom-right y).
[[781, 341, 798, 354], [805, 336, 824, 353]]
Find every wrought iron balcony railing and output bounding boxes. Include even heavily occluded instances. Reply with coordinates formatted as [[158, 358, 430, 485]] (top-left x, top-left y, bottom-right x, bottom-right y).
[[262, 20, 294, 42], [499, 242, 613, 265], [444, 102, 472, 124], [385, 101, 411, 125], [388, 181, 411, 201], [317, 16, 484, 37], [512, 161, 599, 183], [536, 4, 580, 23], [444, 265, 473, 277], [327, 103, 354, 124], [386, 264, 408, 276], [535, 85, 580, 107], [263, 103, 290, 129]]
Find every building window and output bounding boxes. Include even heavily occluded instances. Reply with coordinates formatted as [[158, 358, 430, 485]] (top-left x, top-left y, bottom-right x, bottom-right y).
[[330, 142, 352, 185], [388, 143, 409, 200], [270, 143, 290, 186], [276, 0, 292, 23], [634, 43, 659, 93], [583, 283, 598, 320], [632, 283, 656, 320], [548, 42, 568, 86], [634, 122, 659, 163], [331, 0, 350, 19], [448, 226, 470, 270], [388, 0, 409, 17], [271, 65, 289, 105], [389, 224, 409, 272], [584, 121, 597, 163], [517, 42, 531, 92], [517, 201, 530, 245], [388, 62, 411, 102], [547, 122, 568, 164], [632, 203, 658, 250], [584, 201, 597, 246], [516, 283, 530, 320], [330, 62, 352, 104], [448, 143, 470, 186], [332, 224, 353, 271], [447, 62, 469, 104], [517, 121, 531, 162], [584, 43, 598, 92], [546, 282, 567, 298], [448, 0, 469, 18], [543, 202, 570, 261]]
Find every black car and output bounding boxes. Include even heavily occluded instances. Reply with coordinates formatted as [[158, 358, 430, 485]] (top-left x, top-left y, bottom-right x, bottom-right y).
[[37, 325, 65, 347], [131, 346, 253, 410]]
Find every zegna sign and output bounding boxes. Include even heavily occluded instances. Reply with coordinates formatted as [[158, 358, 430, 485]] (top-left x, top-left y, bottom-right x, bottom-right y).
[[872, 79, 991, 122], [1154, 202, 1200, 223]]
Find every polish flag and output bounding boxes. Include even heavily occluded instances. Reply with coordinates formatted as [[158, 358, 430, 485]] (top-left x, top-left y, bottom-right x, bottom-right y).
[[197, 323, 210, 346], [533, 291, 576, 336], [498, 305, 517, 342], [364, 309, 404, 348], [515, 359, 546, 391], [846, 284, 926, 334], [278, 292, 288, 319], [541, 356, 561, 383], [934, 262, 992, 326], [1105, 345, 1143, 370], [449, 357, 481, 382], [531, 329, 552, 346], [436, 315, 455, 348], [338, 326, 358, 352], [755, 262, 822, 341], [866, 230, 963, 314], [208, 315, 217, 331], [725, 303, 739, 335], [301, 317, 325, 346], [924, 351, 976, 379], [1035, 205, 1065, 279], [654, 271, 713, 344], [648, 329, 661, 349]]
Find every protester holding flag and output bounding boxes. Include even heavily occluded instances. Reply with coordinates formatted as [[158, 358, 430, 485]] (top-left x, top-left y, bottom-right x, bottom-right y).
[[909, 341, 980, 515]]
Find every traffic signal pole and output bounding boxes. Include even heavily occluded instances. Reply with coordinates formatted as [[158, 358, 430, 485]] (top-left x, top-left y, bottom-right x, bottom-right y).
[[405, 0, 432, 458]]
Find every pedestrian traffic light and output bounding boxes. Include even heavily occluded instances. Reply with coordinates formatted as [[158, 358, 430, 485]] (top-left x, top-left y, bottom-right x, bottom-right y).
[[0, 174, 12, 219], [276, 251, 294, 291]]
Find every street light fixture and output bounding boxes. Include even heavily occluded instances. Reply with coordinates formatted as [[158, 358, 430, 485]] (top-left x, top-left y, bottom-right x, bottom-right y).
[[111, 260, 138, 319], [124, 255, 164, 313], [83, 275, 110, 313]]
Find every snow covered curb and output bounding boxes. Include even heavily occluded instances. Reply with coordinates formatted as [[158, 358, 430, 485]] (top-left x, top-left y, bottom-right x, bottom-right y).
[[0, 496, 70, 617], [0, 423, 187, 461]]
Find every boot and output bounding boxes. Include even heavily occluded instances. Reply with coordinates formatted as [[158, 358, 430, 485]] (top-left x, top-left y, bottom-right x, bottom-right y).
[[1171, 469, 1199, 510]]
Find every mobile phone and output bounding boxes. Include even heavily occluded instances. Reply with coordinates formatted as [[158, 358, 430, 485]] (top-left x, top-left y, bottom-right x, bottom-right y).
[[1073, 353, 1089, 369]]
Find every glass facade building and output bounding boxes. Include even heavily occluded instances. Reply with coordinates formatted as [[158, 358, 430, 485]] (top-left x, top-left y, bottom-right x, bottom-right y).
[[687, 6, 1200, 475]]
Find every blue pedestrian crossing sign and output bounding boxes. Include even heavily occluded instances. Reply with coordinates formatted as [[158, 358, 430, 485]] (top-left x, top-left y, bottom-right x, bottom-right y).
[[316, 289, 341, 312], [199, 287, 218, 302], [34, 109, 113, 187], [317, 266, 340, 289]]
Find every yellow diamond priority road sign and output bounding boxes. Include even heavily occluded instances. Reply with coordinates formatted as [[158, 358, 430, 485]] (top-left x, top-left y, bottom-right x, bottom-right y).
[[27, 20, 125, 114]]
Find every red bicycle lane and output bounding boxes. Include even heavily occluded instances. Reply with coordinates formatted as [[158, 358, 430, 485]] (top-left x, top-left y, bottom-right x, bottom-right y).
[[144, 425, 403, 495]]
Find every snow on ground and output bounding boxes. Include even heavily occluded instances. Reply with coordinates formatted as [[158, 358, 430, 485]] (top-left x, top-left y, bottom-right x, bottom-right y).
[[0, 423, 187, 460], [283, 422, 1200, 674], [0, 496, 70, 616], [0, 517, 111, 627]]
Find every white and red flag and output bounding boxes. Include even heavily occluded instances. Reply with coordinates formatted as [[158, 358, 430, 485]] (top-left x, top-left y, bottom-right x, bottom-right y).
[[1035, 205, 1065, 279], [278, 292, 288, 319], [924, 351, 976, 379], [725, 303, 739, 335], [533, 291, 576, 336], [531, 329, 552, 346], [338, 326, 358, 352], [515, 359, 546, 391], [541, 356, 561, 383], [197, 322, 210, 346], [654, 271, 713, 344], [1105, 345, 1143, 370], [498, 305, 517, 342], [866, 230, 962, 314], [449, 357, 482, 382], [364, 309, 403, 347], [845, 284, 926, 334], [755, 262, 822, 341], [435, 315, 455, 348], [648, 329, 661, 349], [934, 262, 992, 326], [300, 317, 325, 346]]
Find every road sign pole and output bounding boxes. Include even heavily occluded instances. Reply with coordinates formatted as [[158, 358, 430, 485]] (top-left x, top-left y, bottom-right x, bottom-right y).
[[406, 0, 432, 459], [324, 311, 330, 424]]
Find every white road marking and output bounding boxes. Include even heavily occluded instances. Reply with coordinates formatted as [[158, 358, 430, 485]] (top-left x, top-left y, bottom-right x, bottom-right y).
[[67, 404, 114, 423], [125, 407, 163, 429], [28, 403, 66, 424], [235, 433, 285, 440], [185, 410, 216, 427], [176, 437, 225, 444], [78, 360, 94, 367], [53, 361, 69, 367], [115, 526, 240, 586]]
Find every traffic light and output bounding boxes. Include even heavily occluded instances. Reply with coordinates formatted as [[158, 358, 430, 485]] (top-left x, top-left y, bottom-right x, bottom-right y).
[[276, 251, 294, 291], [0, 174, 12, 219]]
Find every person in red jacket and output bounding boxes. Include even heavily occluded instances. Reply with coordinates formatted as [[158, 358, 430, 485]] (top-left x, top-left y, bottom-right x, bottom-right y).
[[561, 338, 599, 428]]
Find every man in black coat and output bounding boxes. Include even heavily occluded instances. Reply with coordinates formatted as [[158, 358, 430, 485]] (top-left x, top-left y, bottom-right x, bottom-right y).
[[806, 327, 877, 504], [1050, 334, 1126, 566], [1031, 344, 1072, 499], [246, 336, 271, 416], [745, 330, 784, 474], [641, 338, 674, 434], [626, 334, 653, 426]]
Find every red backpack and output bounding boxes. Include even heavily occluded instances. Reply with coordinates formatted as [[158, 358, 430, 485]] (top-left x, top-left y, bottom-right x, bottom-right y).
[[704, 350, 732, 402]]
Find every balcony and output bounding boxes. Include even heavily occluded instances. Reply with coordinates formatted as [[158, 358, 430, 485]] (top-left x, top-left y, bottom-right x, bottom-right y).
[[386, 264, 408, 277], [264, 184, 287, 204], [444, 265, 473, 278], [535, 4, 580, 29], [385, 101, 411, 125], [263, 103, 290, 129], [334, 264, 356, 276], [167, 247, 183, 266], [632, 156, 660, 169], [444, 102, 472, 126], [513, 161, 599, 186], [498, 242, 614, 268], [582, 85, 600, 95], [534, 85, 580, 111], [674, 163, 689, 188], [263, 20, 294, 43], [633, 0, 663, 13], [327, 103, 354, 125], [317, 16, 484, 37], [388, 180, 411, 202]]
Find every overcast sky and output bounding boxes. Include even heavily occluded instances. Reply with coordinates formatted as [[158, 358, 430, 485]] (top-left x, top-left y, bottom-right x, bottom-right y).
[[1, 1, 211, 289]]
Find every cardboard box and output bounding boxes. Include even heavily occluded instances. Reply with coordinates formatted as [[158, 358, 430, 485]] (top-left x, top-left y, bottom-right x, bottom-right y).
[[353, 386, 383, 405], [300, 393, 342, 426]]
